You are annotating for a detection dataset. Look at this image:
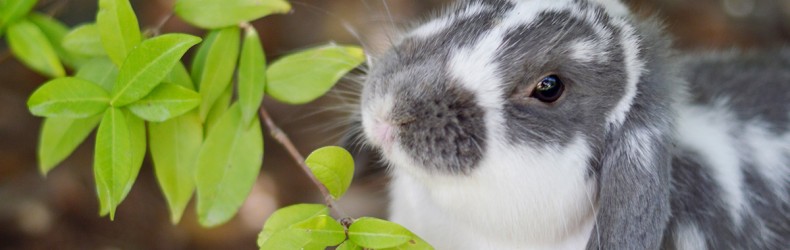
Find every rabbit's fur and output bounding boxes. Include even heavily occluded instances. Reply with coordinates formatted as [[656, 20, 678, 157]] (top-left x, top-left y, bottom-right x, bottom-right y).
[[357, 0, 790, 249]]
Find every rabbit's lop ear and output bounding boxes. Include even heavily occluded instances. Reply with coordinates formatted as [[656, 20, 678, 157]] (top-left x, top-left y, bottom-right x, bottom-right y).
[[586, 19, 679, 249]]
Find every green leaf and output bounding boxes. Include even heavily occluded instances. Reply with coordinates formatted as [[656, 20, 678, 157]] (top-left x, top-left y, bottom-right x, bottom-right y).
[[174, 0, 291, 29], [380, 234, 434, 250], [337, 241, 363, 250], [190, 30, 218, 85], [149, 111, 202, 224], [27, 77, 110, 118], [195, 26, 239, 122], [0, 0, 37, 29], [238, 26, 266, 125], [38, 116, 102, 175], [258, 204, 329, 246], [290, 215, 346, 246], [75, 57, 118, 92], [204, 83, 232, 134], [6, 19, 65, 78], [167, 62, 195, 90], [28, 13, 88, 68], [348, 217, 413, 249], [305, 146, 354, 199], [94, 108, 142, 219], [111, 33, 201, 107], [259, 229, 322, 250], [266, 44, 364, 104], [195, 104, 263, 227], [127, 82, 201, 122], [62, 24, 107, 57], [96, 0, 141, 66]]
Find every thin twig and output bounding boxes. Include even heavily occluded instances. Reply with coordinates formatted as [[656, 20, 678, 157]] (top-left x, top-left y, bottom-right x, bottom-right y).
[[259, 105, 346, 217], [147, 12, 174, 36]]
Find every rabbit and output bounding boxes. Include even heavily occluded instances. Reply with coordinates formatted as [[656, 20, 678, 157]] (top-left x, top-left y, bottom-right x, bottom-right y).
[[354, 0, 790, 249]]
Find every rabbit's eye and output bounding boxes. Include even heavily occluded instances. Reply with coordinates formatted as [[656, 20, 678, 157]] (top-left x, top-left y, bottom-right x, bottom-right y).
[[531, 75, 565, 103]]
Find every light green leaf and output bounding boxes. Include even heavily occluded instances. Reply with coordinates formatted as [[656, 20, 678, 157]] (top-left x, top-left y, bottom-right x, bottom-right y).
[[290, 215, 346, 246], [62, 24, 107, 57], [0, 0, 37, 29], [28, 13, 88, 68], [96, 109, 145, 217], [149, 111, 202, 224], [238, 26, 266, 125], [167, 62, 194, 90], [195, 104, 263, 227], [174, 0, 291, 29], [381, 234, 434, 250], [348, 217, 413, 249], [196, 26, 239, 122], [127, 82, 201, 122], [75, 57, 118, 92], [6, 19, 65, 78], [305, 146, 354, 199], [96, 0, 141, 66], [111, 33, 201, 107], [337, 241, 363, 250], [204, 83, 232, 134], [94, 108, 129, 219], [38, 116, 102, 175], [190, 30, 218, 85], [259, 229, 322, 250], [266, 44, 364, 104], [27, 77, 110, 118], [258, 204, 329, 246]]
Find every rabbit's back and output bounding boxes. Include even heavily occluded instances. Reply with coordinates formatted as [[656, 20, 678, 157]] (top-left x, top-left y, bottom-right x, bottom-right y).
[[667, 50, 790, 249]]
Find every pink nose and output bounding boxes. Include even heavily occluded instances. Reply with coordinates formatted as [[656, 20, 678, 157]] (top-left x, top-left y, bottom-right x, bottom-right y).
[[373, 122, 395, 148]]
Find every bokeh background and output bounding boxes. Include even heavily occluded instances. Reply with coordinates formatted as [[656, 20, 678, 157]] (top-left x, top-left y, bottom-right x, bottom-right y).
[[1, 0, 789, 249]]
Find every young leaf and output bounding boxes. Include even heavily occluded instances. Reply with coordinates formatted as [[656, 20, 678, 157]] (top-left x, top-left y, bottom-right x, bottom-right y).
[[28, 13, 88, 68], [204, 83, 232, 133], [290, 215, 346, 246], [258, 204, 329, 246], [149, 111, 202, 224], [28, 77, 110, 118], [348, 217, 413, 249], [258, 229, 320, 250], [238, 26, 266, 125], [6, 19, 66, 78], [167, 62, 195, 90], [127, 82, 201, 122], [0, 0, 37, 29], [266, 44, 364, 104], [111, 33, 201, 107], [195, 104, 263, 227], [38, 116, 102, 175], [93, 108, 133, 219], [174, 0, 291, 29], [305, 146, 354, 199], [196, 26, 239, 122], [96, 0, 141, 66], [62, 24, 107, 57], [190, 30, 218, 85], [337, 241, 363, 250], [75, 57, 119, 92], [380, 234, 434, 250]]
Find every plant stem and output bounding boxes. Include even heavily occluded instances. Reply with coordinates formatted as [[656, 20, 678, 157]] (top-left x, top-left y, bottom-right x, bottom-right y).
[[258, 105, 346, 217]]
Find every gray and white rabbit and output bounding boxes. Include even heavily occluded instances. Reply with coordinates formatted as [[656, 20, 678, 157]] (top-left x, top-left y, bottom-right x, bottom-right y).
[[355, 0, 790, 249]]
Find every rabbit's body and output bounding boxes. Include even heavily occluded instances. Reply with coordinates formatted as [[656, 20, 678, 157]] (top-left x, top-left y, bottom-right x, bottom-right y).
[[358, 0, 790, 249]]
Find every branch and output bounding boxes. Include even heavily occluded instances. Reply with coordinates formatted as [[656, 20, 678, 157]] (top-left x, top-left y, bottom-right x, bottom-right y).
[[259, 105, 346, 217]]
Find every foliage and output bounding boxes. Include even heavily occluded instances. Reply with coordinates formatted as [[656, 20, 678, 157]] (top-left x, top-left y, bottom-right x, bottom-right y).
[[3, 0, 432, 249]]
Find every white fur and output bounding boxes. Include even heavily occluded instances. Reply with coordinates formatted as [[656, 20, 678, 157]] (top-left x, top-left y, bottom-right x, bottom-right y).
[[589, 0, 631, 17], [409, 2, 487, 38], [389, 136, 597, 249], [676, 101, 747, 225], [742, 121, 790, 199], [606, 18, 645, 128], [673, 223, 708, 250], [569, 39, 610, 63]]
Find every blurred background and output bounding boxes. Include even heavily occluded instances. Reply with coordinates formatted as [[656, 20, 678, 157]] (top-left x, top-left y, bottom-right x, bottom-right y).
[[1, 0, 789, 249]]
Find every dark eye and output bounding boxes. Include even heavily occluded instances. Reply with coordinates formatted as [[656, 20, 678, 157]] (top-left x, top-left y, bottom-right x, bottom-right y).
[[531, 75, 565, 103]]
